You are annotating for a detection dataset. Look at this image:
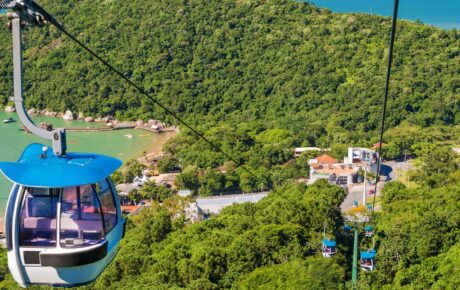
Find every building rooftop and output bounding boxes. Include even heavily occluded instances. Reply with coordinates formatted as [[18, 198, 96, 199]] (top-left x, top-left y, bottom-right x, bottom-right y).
[[196, 192, 268, 214], [315, 154, 339, 165], [295, 147, 321, 152], [371, 142, 387, 150], [312, 164, 358, 175]]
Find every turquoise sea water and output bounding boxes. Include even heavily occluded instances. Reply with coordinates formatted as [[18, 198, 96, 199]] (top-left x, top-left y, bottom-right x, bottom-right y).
[[307, 0, 460, 30], [0, 112, 169, 212]]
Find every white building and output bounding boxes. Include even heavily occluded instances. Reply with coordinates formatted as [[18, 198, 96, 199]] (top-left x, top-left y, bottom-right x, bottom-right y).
[[310, 163, 359, 186], [309, 154, 359, 186], [346, 147, 377, 164], [294, 147, 322, 158]]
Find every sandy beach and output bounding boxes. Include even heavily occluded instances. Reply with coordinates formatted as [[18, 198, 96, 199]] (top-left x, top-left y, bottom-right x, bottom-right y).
[[139, 130, 177, 162]]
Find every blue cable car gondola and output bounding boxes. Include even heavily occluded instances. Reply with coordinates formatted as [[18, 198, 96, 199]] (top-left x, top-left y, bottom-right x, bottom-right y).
[[343, 225, 352, 236], [0, 144, 125, 287], [360, 249, 376, 271], [322, 239, 337, 258], [364, 225, 374, 237], [0, 3, 126, 286]]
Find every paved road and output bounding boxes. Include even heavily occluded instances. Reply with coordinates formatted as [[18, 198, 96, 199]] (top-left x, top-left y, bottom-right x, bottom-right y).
[[340, 160, 414, 212], [341, 183, 373, 212], [385, 160, 414, 181]]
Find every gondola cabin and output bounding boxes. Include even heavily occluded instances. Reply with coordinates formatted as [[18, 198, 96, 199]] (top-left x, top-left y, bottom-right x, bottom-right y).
[[364, 225, 374, 237], [343, 225, 352, 236], [360, 249, 376, 271], [322, 239, 336, 258], [0, 144, 125, 287]]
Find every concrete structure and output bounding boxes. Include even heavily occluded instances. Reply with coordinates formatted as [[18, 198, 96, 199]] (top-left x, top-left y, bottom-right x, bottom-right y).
[[310, 163, 359, 186], [150, 173, 179, 188], [185, 203, 200, 223], [116, 183, 141, 195], [346, 147, 377, 164], [196, 192, 269, 215], [308, 153, 364, 187], [178, 189, 192, 197], [294, 147, 321, 158]]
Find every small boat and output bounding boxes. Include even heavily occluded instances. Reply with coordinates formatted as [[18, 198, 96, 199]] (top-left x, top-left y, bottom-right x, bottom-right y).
[[2, 117, 14, 123], [124, 134, 133, 139]]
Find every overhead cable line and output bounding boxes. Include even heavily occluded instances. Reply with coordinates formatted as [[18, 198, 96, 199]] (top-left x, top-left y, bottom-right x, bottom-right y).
[[372, 0, 399, 215], [55, 27, 262, 178], [27, 4, 307, 210]]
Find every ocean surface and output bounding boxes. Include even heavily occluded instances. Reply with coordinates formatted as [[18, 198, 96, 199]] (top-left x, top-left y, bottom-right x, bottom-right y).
[[307, 0, 460, 30], [0, 112, 170, 212]]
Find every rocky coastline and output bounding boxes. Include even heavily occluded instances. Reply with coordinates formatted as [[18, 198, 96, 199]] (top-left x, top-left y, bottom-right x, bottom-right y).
[[3, 106, 179, 133]]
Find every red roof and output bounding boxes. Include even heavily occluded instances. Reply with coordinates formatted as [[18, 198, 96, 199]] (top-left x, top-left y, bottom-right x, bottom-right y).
[[371, 142, 387, 150], [315, 154, 338, 165], [121, 205, 141, 214]]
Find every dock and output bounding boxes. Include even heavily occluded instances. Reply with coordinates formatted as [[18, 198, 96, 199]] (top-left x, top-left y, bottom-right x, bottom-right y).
[[136, 126, 177, 133]]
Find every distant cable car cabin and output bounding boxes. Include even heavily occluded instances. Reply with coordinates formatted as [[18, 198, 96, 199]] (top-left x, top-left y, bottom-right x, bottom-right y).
[[360, 249, 376, 271], [0, 144, 125, 287], [343, 225, 352, 235], [322, 239, 337, 258], [364, 225, 374, 237]]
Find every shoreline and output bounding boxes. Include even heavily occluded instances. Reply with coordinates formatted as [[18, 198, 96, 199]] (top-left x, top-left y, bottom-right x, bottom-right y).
[[1, 108, 179, 164], [3, 106, 179, 134], [138, 130, 177, 163]]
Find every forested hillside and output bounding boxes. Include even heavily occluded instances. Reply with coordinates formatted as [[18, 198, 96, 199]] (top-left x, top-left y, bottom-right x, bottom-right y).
[[0, 0, 459, 288], [0, 149, 458, 289], [0, 0, 458, 193], [0, 181, 350, 289], [358, 147, 460, 289], [0, 0, 458, 130]]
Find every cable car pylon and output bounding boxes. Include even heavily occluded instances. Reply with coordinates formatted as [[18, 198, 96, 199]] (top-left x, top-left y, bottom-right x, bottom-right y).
[[352, 224, 358, 288]]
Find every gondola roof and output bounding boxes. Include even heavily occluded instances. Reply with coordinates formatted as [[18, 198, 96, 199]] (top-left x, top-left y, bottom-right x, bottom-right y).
[[360, 250, 376, 259], [0, 143, 122, 188], [322, 239, 336, 247]]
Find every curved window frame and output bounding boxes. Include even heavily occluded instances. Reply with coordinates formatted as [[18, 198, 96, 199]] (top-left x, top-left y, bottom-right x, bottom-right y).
[[17, 180, 119, 249], [59, 184, 106, 248], [93, 179, 118, 235], [18, 187, 60, 248]]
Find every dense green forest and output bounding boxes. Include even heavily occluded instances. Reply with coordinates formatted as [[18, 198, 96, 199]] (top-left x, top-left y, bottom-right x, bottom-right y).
[[0, 148, 458, 289], [1, 0, 458, 193], [0, 0, 458, 129], [0, 0, 459, 288]]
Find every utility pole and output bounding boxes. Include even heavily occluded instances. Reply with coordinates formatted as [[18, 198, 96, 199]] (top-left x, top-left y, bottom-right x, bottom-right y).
[[352, 224, 359, 288], [362, 167, 367, 206]]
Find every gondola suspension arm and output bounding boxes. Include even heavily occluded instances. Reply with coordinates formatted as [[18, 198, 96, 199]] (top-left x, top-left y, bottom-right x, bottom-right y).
[[2, 1, 66, 156]]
